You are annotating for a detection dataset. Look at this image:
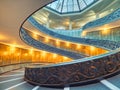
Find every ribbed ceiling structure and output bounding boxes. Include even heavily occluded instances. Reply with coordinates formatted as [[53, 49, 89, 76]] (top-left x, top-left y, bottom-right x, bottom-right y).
[[47, 0, 98, 14]]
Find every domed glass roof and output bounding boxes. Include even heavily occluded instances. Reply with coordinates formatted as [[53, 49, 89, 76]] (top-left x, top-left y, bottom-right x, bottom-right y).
[[47, 0, 98, 14]]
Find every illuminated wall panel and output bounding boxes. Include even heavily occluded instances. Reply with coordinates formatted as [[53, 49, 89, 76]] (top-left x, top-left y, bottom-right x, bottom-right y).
[[0, 43, 71, 66]]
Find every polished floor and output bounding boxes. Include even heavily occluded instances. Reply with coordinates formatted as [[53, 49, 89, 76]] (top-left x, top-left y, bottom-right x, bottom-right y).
[[0, 68, 120, 90]]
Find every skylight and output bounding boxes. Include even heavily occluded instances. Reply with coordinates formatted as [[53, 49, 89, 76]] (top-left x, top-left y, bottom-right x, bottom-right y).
[[46, 0, 98, 14]]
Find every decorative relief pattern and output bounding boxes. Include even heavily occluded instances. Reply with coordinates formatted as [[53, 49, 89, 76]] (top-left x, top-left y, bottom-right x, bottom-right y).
[[83, 8, 120, 29], [25, 52, 120, 86]]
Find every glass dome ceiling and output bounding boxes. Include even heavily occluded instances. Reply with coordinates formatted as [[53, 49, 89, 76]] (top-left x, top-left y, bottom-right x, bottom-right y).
[[47, 0, 98, 14]]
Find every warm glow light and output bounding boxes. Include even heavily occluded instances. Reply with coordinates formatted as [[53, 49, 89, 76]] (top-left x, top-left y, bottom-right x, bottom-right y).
[[90, 46, 95, 51], [53, 54, 57, 58], [42, 17, 47, 21], [65, 21, 69, 25], [36, 54, 39, 58], [102, 28, 110, 35], [56, 39, 60, 46], [33, 34, 38, 39], [42, 51, 46, 57], [3, 52, 8, 55], [24, 53, 28, 56], [64, 57, 68, 60], [82, 31, 86, 37], [10, 46, 16, 53], [17, 53, 20, 56], [0, 34, 7, 40], [66, 42, 70, 47], [45, 37, 49, 42], [29, 49, 33, 54], [76, 44, 81, 49]]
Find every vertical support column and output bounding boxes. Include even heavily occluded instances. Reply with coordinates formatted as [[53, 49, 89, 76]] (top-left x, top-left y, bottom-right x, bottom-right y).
[[46, 19, 49, 28], [69, 20, 72, 30], [96, 13, 100, 19]]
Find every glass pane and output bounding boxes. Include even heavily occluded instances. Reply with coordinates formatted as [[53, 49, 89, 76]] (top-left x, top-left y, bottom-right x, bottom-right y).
[[79, 0, 87, 10], [50, 1, 58, 10], [62, 0, 68, 12], [85, 0, 94, 5], [46, 0, 97, 14], [73, 0, 80, 11], [67, 0, 73, 12]]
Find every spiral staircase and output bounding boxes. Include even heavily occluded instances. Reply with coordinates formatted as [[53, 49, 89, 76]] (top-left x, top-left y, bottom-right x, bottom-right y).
[[1, 0, 120, 90]]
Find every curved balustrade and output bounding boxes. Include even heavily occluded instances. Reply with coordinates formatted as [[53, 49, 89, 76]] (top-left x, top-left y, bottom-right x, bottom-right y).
[[23, 7, 120, 88], [31, 8, 120, 38], [26, 29, 107, 56], [83, 8, 120, 30], [82, 26, 120, 42], [23, 21, 120, 86], [20, 28, 86, 59], [49, 28, 82, 37], [26, 30, 84, 55], [28, 16, 120, 50], [25, 47, 120, 87]]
